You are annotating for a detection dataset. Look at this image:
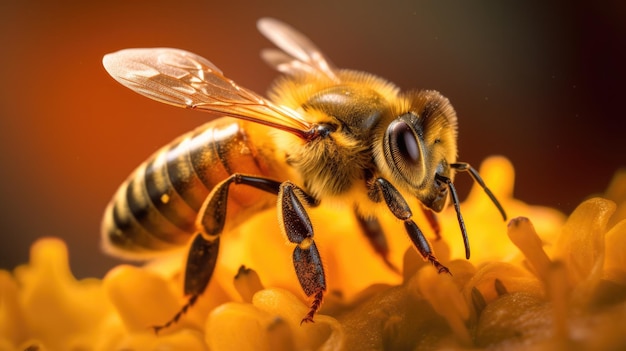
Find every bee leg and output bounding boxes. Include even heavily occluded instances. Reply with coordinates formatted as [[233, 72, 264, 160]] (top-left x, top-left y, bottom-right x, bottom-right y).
[[152, 233, 219, 334], [354, 209, 400, 274], [421, 207, 441, 240], [153, 174, 283, 333], [404, 220, 449, 274], [371, 177, 450, 275], [278, 181, 326, 324]]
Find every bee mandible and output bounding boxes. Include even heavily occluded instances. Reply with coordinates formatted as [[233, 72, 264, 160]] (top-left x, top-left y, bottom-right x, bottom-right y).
[[101, 18, 507, 332]]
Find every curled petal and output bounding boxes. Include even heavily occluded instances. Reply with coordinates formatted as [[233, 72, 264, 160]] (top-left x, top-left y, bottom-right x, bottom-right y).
[[206, 288, 344, 351], [103, 264, 182, 332], [604, 219, 626, 284], [416, 266, 471, 345], [553, 198, 616, 285]]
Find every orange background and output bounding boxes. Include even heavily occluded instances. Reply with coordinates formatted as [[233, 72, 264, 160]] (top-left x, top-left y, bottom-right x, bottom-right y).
[[1, 1, 624, 278]]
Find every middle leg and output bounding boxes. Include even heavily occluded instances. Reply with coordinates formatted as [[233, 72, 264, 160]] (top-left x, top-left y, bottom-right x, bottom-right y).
[[354, 209, 400, 274]]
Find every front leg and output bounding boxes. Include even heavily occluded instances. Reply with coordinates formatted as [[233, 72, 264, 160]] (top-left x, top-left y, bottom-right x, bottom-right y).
[[369, 177, 450, 274], [278, 181, 326, 324]]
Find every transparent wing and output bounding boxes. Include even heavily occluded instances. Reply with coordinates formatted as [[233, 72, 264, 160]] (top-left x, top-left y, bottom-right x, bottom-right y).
[[257, 18, 339, 82], [102, 48, 312, 137]]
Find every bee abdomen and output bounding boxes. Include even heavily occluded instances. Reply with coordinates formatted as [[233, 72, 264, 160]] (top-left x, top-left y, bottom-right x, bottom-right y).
[[102, 118, 277, 257]]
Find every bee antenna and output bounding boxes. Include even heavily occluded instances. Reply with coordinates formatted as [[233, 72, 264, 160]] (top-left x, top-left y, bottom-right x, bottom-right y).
[[450, 162, 507, 221], [435, 174, 470, 259]]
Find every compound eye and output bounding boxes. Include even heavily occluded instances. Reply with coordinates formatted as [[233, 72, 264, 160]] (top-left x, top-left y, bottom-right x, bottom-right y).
[[388, 120, 420, 165]]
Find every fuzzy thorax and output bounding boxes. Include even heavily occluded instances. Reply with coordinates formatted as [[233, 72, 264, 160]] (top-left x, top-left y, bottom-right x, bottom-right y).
[[276, 123, 372, 201]]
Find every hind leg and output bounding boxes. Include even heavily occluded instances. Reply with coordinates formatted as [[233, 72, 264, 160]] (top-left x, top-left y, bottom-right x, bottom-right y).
[[152, 174, 283, 333], [153, 175, 328, 331]]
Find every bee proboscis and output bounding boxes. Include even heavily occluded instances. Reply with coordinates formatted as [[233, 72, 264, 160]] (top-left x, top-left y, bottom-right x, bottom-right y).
[[102, 18, 507, 331]]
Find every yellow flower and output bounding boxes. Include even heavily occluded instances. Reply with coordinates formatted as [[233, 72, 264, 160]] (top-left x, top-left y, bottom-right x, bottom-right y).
[[1, 156, 625, 350]]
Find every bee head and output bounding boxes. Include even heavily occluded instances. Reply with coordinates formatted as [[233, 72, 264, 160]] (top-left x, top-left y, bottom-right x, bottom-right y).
[[381, 90, 458, 212]]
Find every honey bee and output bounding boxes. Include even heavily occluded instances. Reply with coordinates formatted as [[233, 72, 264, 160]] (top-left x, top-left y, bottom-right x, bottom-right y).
[[101, 18, 506, 331]]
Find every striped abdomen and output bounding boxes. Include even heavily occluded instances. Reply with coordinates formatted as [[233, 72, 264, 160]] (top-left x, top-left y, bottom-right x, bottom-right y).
[[102, 118, 282, 258]]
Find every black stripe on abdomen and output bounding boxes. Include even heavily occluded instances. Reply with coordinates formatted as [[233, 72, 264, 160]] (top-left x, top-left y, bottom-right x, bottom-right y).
[[144, 152, 197, 233], [125, 164, 191, 245], [188, 124, 233, 192], [105, 182, 181, 251], [165, 136, 211, 212]]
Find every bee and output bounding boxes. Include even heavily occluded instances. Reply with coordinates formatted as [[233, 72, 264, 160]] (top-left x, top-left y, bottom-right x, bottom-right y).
[[101, 18, 507, 331]]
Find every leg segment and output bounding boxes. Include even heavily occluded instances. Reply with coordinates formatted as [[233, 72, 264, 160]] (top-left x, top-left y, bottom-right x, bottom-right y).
[[369, 177, 450, 274], [354, 209, 400, 274], [198, 174, 282, 237], [152, 234, 219, 333], [184, 235, 220, 296], [293, 244, 325, 323], [404, 220, 449, 274], [278, 181, 326, 324]]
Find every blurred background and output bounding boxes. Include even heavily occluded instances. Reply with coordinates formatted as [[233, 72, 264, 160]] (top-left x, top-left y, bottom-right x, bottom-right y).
[[1, 0, 624, 278]]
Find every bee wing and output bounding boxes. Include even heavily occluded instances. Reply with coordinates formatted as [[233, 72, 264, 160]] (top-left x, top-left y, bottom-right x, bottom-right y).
[[102, 48, 312, 137], [257, 18, 339, 82]]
